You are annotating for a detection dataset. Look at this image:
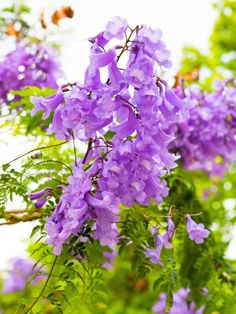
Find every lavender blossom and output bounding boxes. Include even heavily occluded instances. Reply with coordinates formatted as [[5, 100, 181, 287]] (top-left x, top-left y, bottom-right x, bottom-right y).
[[29, 187, 53, 209], [186, 215, 210, 244], [45, 160, 120, 255], [145, 218, 175, 265], [145, 235, 164, 266], [31, 90, 64, 119], [162, 217, 175, 249], [104, 16, 128, 40]]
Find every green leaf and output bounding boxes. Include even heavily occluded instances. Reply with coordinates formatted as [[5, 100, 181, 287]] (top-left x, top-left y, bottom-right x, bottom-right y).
[[104, 130, 115, 141]]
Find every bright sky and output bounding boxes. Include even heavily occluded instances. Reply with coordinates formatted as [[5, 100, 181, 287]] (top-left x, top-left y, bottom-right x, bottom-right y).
[[3, 0, 234, 271], [60, 0, 217, 81]]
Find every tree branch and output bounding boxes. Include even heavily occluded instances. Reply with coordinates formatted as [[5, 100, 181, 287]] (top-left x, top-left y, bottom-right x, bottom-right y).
[[0, 211, 44, 226], [1, 141, 68, 168]]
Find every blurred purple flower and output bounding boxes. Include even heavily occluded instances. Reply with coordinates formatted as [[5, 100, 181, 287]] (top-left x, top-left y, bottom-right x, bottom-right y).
[[0, 43, 62, 105], [173, 81, 236, 177], [152, 288, 205, 314], [2, 258, 46, 293], [102, 250, 117, 270]]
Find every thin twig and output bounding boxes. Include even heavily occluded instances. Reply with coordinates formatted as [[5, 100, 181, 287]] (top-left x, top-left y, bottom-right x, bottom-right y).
[[24, 256, 58, 314], [1, 141, 68, 167], [82, 138, 93, 164], [71, 132, 78, 167], [35, 160, 73, 175], [117, 27, 136, 62]]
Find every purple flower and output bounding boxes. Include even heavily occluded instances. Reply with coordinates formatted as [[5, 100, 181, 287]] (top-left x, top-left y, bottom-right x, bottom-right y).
[[2, 258, 46, 293], [152, 288, 205, 314], [34, 193, 52, 209], [126, 25, 172, 69], [104, 16, 128, 40], [91, 49, 116, 68], [29, 187, 53, 200], [186, 215, 210, 244], [45, 163, 92, 255], [145, 218, 174, 265], [100, 140, 170, 207], [89, 32, 109, 47], [31, 90, 64, 119], [29, 187, 53, 209], [45, 160, 120, 254], [86, 192, 120, 248], [162, 217, 175, 249], [138, 26, 163, 46], [145, 235, 164, 266], [125, 56, 154, 88]]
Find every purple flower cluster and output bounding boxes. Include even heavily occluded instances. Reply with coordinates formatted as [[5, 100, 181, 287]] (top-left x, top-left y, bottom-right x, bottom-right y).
[[2, 257, 46, 293], [152, 288, 205, 314], [0, 42, 62, 105], [31, 17, 191, 255], [46, 161, 120, 254], [173, 79, 236, 177]]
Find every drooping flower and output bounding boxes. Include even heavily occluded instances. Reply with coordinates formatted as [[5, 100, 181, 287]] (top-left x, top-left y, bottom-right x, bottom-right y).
[[45, 159, 120, 255], [145, 235, 164, 266], [145, 217, 175, 265], [186, 215, 210, 244], [45, 163, 93, 255], [86, 192, 120, 247], [29, 187, 53, 209], [162, 217, 175, 249], [31, 90, 64, 119]]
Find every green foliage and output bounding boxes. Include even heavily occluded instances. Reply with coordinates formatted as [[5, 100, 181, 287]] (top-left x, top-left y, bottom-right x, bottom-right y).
[[1, 86, 56, 136], [180, 0, 236, 88], [210, 0, 236, 74]]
